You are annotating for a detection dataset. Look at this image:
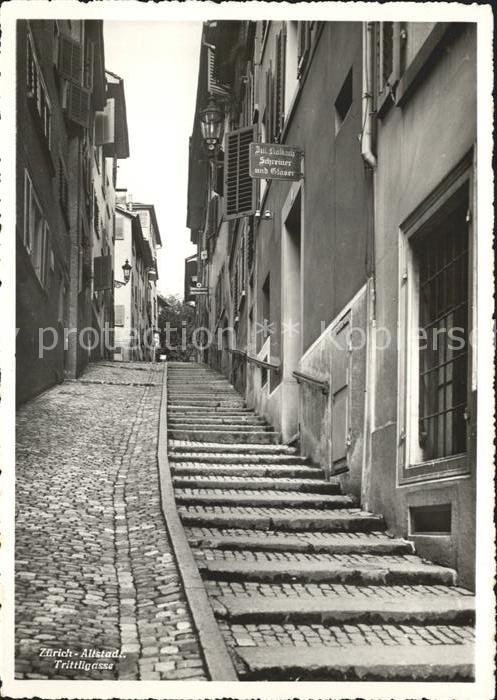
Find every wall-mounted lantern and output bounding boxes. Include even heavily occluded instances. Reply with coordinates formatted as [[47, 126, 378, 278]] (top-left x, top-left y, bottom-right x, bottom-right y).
[[199, 98, 224, 155], [114, 259, 132, 288]]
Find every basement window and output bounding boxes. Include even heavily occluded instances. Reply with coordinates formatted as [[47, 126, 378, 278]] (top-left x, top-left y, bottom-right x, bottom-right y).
[[335, 68, 353, 134], [410, 503, 452, 536]]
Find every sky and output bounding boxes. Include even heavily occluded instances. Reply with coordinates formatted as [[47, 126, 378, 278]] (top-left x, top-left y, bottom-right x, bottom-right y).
[[103, 21, 202, 298]]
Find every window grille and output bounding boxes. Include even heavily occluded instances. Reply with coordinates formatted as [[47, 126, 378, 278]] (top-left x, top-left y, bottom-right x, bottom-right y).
[[414, 198, 469, 460]]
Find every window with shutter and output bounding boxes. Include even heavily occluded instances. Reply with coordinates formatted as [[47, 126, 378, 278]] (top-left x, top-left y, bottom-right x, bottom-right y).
[[58, 157, 69, 222], [84, 39, 94, 90], [223, 126, 256, 220], [115, 304, 125, 326], [206, 45, 230, 98], [207, 194, 220, 238], [63, 81, 91, 128], [58, 34, 83, 84]]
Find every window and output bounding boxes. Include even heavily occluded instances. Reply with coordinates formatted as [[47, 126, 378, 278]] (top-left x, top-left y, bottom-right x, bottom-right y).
[[58, 156, 69, 223], [399, 164, 473, 484], [297, 21, 312, 78], [115, 304, 125, 326], [115, 214, 124, 240], [413, 197, 469, 461], [93, 197, 100, 238], [335, 68, 353, 134], [23, 170, 50, 287], [84, 39, 94, 90], [26, 32, 52, 149], [378, 22, 394, 97]]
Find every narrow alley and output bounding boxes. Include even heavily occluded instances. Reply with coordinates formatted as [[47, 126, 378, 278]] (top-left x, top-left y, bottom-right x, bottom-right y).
[[15, 360, 476, 682]]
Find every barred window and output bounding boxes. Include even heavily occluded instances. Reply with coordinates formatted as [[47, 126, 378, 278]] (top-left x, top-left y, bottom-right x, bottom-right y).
[[414, 195, 469, 461]]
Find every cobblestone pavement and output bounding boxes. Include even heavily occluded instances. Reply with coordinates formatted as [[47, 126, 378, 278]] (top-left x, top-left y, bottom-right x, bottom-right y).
[[15, 361, 207, 681]]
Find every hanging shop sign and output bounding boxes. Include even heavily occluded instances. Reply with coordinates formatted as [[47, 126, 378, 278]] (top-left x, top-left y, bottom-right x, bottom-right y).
[[189, 287, 209, 295], [249, 142, 303, 181]]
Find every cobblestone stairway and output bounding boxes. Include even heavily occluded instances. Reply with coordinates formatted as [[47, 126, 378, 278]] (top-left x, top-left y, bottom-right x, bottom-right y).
[[167, 362, 475, 681]]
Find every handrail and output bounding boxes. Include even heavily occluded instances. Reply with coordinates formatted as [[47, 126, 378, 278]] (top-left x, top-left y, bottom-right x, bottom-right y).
[[227, 347, 280, 374], [293, 369, 330, 395]]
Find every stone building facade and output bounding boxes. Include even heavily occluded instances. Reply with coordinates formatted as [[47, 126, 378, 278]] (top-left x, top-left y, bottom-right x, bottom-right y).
[[16, 19, 129, 403], [113, 192, 161, 362], [186, 20, 477, 587]]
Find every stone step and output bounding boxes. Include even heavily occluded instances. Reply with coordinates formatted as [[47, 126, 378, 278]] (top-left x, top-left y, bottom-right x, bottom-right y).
[[169, 393, 238, 396], [235, 643, 474, 681], [168, 442, 299, 455], [168, 429, 280, 444], [173, 476, 340, 493], [175, 489, 356, 509], [214, 592, 475, 625], [168, 379, 231, 384], [167, 400, 246, 408], [168, 416, 266, 426], [169, 454, 311, 465], [171, 464, 326, 479], [186, 529, 413, 554], [168, 423, 273, 433], [168, 408, 255, 416], [196, 552, 457, 585], [178, 506, 385, 532]]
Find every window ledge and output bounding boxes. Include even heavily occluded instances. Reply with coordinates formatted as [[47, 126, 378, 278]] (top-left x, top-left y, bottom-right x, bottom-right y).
[[399, 453, 470, 486]]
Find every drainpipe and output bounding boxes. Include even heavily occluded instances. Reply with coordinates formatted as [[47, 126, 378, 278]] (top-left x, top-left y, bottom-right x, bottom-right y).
[[361, 22, 377, 170], [361, 22, 377, 510]]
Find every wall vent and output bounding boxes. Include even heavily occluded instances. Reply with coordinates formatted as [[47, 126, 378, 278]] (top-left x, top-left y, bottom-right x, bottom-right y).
[[410, 503, 452, 535]]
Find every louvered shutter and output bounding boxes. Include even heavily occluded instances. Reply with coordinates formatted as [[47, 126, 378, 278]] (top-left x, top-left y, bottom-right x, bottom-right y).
[[206, 46, 230, 98], [207, 195, 219, 238], [64, 82, 91, 128], [93, 255, 112, 291], [223, 126, 256, 221], [115, 304, 125, 327], [58, 34, 82, 84]]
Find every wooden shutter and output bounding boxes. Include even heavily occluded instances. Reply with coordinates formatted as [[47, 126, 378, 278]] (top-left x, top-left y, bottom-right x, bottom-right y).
[[84, 39, 94, 90], [58, 34, 82, 84], [207, 194, 219, 238], [64, 82, 91, 128], [274, 27, 286, 142], [93, 255, 112, 291], [115, 304, 125, 326], [206, 46, 230, 98], [223, 126, 256, 221]]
